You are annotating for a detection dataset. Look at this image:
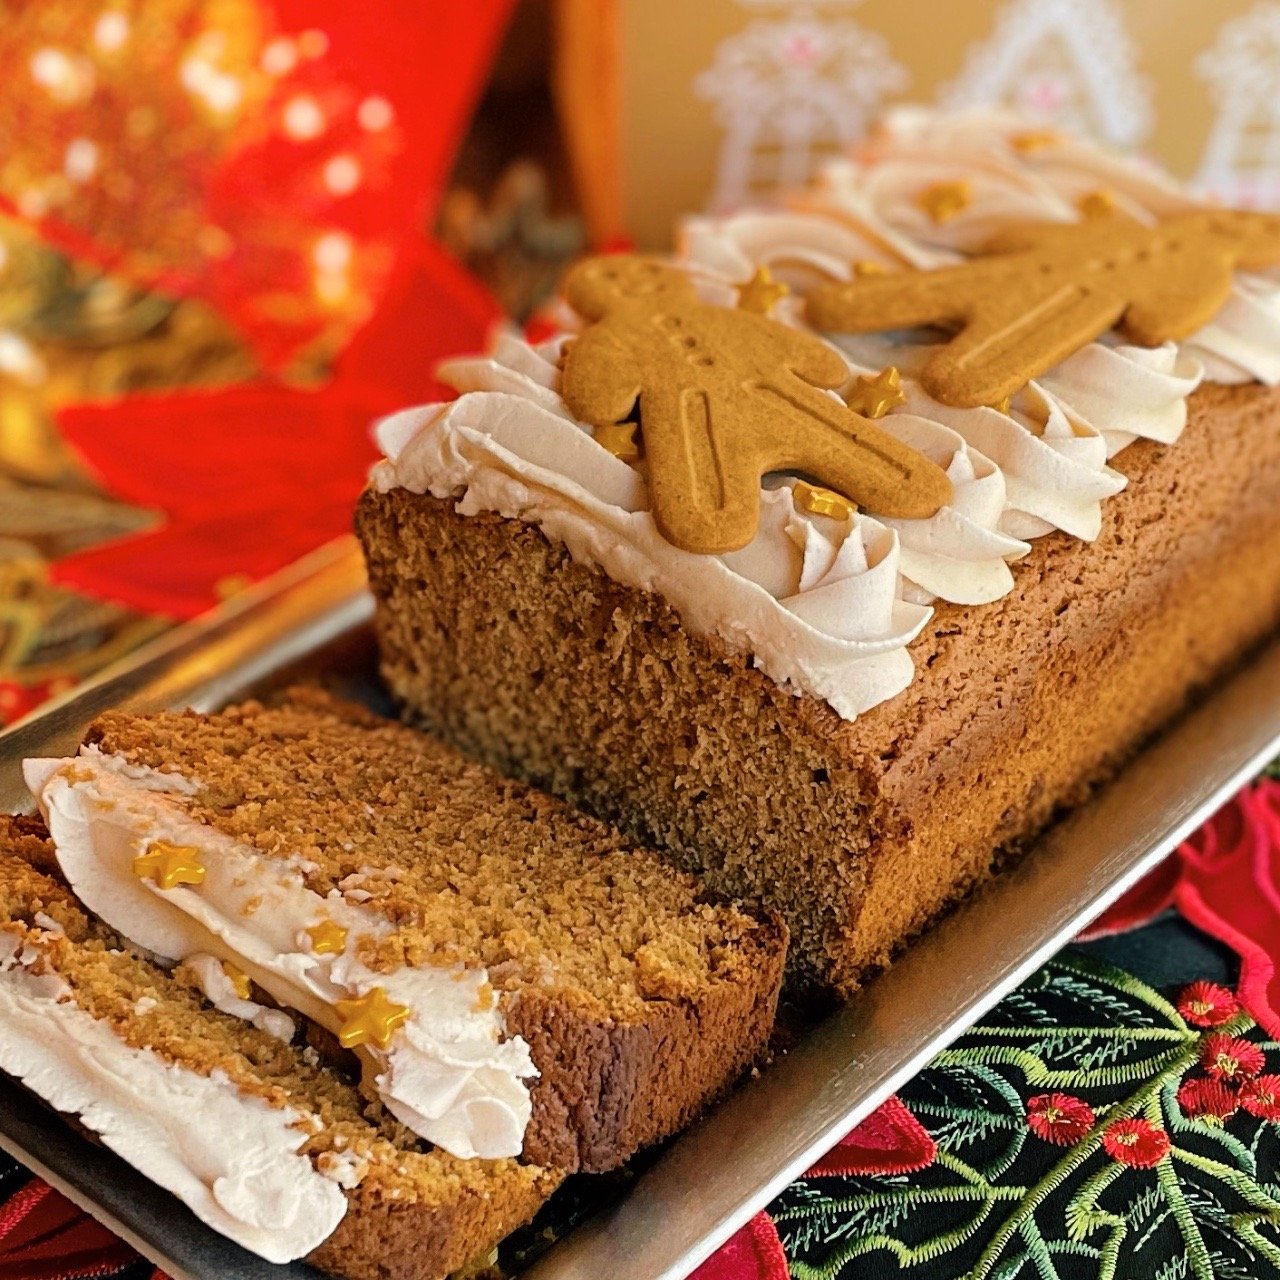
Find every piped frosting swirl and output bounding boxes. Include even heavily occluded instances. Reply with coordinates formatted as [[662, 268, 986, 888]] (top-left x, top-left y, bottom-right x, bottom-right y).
[[371, 108, 1279, 722]]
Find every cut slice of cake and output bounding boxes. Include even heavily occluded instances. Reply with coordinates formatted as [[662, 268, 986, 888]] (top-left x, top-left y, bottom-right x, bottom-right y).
[[23, 693, 786, 1174], [0, 816, 559, 1280]]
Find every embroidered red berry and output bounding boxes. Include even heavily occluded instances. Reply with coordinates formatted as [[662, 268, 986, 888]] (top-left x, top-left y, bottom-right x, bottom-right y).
[[1201, 1034, 1265, 1082], [1177, 981, 1239, 1028], [1176, 1077, 1239, 1124], [1239, 1075, 1280, 1121], [1101, 1117, 1171, 1167], [1026, 1093, 1095, 1146]]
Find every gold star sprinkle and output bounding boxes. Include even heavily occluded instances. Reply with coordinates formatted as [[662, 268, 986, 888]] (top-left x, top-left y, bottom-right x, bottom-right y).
[[594, 421, 641, 464], [335, 987, 411, 1050], [223, 963, 252, 1000], [847, 366, 907, 419], [305, 920, 349, 956], [917, 180, 972, 224], [1078, 189, 1117, 219], [853, 259, 890, 277], [1010, 129, 1060, 154], [736, 265, 790, 316], [132, 841, 206, 891], [793, 481, 855, 521]]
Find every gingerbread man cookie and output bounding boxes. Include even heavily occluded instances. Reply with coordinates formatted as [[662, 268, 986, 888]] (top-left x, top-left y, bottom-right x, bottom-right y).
[[806, 209, 1280, 408], [560, 255, 952, 555]]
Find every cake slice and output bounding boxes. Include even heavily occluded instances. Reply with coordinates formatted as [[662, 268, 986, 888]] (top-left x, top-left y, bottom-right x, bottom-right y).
[[23, 693, 786, 1174], [0, 815, 558, 1280]]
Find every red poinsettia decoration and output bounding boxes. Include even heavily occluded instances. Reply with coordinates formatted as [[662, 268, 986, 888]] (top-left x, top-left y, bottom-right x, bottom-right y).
[[1101, 1117, 1171, 1168], [1026, 1093, 1095, 1146], [51, 237, 501, 617]]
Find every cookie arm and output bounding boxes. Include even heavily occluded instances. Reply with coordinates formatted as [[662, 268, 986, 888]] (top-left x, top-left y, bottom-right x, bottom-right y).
[[561, 330, 644, 427], [921, 284, 1126, 407], [768, 377, 953, 520], [805, 265, 982, 336]]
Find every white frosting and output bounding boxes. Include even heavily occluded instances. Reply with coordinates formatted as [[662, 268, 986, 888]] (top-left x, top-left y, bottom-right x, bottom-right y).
[[0, 927, 346, 1262], [868, 414, 1030, 605], [372, 383, 931, 721], [179, 953, 297, 1043], [24, 751, 537, 1162], [369, 108, 1280, 722]]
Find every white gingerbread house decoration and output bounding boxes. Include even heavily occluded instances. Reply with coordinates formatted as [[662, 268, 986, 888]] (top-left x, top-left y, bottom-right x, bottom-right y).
[[1195, 4, 1280, 208], [696, 6, 908, 212], [940, 0, 1152, 148]]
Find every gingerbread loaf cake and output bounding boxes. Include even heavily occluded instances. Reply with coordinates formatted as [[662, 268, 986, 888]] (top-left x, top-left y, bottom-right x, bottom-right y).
[[356, 109, 1280, 996], [23, 692, 786, 1173], [0, 816, 558, 1280]]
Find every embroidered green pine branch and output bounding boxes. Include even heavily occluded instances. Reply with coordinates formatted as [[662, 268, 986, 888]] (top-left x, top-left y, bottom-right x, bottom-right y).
[[775, 954, 1280, 1280]]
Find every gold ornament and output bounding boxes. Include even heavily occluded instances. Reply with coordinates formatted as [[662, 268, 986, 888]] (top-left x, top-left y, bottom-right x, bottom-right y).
[[223, 963, 252, 1000], [335, 987, 412, 1050], [1078, 189, 1117, 219], [133, 841, 206, 891]]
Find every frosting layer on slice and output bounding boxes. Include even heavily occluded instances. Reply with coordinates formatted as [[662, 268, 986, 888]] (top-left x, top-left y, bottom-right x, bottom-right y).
[[0, 925, 347, 1263], [24, 749, 538, 1162]]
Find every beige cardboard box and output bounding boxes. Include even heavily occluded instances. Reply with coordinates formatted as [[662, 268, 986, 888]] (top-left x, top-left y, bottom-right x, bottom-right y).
[[554, 0, 1280, 248]]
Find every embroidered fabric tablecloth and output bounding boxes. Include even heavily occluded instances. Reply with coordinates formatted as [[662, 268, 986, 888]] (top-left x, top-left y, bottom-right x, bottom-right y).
[[2, 766, 1278, 1278]]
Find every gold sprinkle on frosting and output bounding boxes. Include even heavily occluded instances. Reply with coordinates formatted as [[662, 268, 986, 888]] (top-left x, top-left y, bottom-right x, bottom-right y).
[[1010, 129, 1060, 154], [1078, 188, 1117, 219], [306, 919, 349, 956], [593, 421, 641, 464], [223, 962, 252, 1000], [335, 987, 411, 1050], [847, 365, 907, 419], [132, 841, 206, 891], [736, 265, 790, 316], [793, 480, 855, 522], [917, 180, 972, 224], [853, 259, 891, 277]]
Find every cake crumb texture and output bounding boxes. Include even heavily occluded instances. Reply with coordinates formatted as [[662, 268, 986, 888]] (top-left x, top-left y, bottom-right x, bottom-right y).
[[85, 698, 787, 1171]]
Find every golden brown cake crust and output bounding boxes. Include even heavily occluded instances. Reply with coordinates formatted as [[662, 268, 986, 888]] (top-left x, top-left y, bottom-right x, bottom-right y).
[[357, 382, 1280, 996], [82, 698, 786, 1172]]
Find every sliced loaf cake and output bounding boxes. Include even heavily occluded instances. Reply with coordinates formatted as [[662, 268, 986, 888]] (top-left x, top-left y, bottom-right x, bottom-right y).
[[0, 816, 559, 1280], [24, 692, 786, 1173]]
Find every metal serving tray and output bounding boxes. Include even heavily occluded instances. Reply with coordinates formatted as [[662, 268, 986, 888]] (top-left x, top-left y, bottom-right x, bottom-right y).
[[2, 534, 1279, 1280]]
